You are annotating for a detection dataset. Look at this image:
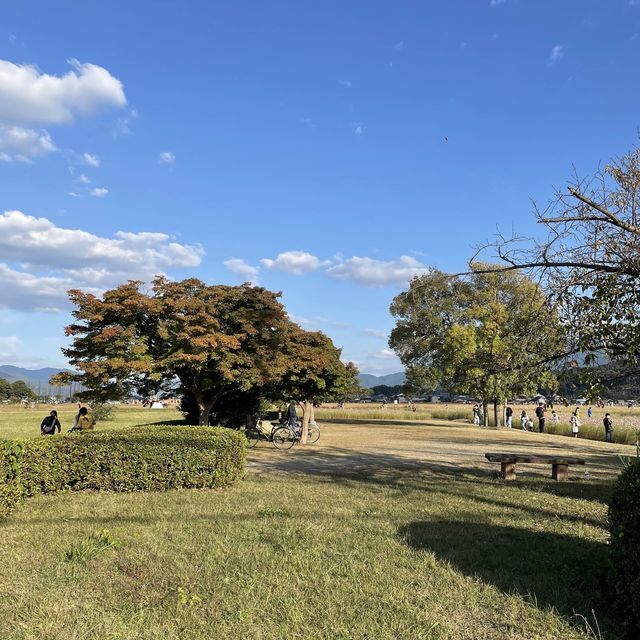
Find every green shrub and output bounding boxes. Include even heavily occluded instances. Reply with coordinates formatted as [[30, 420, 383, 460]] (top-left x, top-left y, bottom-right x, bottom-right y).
[[608, 459, 640, 639], [0, 426, 246, 517]]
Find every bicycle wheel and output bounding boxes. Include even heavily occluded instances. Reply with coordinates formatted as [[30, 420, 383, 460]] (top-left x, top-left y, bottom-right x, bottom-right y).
[[244, 428, 260, 448], [272, 426, 296, 450], [307, 423, 320, 444]]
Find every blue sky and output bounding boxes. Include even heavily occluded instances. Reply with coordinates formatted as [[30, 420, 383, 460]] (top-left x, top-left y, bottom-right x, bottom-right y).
[[0, 0, 639, 375]]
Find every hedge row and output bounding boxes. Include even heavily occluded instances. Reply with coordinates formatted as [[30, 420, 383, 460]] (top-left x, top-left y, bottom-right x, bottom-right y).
[[0, 426, 246, 517], [608, 459, 640, 639]]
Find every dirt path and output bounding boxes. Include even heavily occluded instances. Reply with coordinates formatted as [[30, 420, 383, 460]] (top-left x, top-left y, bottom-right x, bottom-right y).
[[248, 418, 633, 482]]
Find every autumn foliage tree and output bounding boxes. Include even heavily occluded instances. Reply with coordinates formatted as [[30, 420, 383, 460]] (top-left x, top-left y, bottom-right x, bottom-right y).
[[53, 277, 356, 429]]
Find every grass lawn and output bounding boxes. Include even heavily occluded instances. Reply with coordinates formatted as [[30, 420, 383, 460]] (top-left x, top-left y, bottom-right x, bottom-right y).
[[0, 405, 630, 639]]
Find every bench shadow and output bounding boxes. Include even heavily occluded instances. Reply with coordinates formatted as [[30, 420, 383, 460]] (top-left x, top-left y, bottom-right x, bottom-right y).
[[399, 519, 618, 638]]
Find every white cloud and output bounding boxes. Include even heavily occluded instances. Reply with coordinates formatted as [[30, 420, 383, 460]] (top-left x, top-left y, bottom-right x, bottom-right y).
[[394, 41, 404, 51], [260, 251, 329, 275], [489, 0, 507, 7], [327, 255, 429, 287], [83, 152, 100, 167], [115, 108, 138, 135], [548, 44, 565, 65], [224, 258, 259, 284], [68, 191, 81, 198], [90, 187, 108, 198], [373, 348, 397, 360], [365, 329, 388, 339], [0, 124, 56, 160], [352, 122, 365, 136], [0, 210, 204, 311], [158, 151, 175, 167], [0, 335, 21, 356], [0, 58, 126, 126], [339, 80, 352, 88], [76, 173, 91, 184]]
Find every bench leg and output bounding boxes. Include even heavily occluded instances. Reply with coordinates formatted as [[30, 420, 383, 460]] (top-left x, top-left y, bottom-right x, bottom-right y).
[[501, 462, 516, 481], [552, 464, 568, 481]]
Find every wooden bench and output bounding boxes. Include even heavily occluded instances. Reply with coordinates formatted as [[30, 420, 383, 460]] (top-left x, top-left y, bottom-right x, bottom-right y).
[[485, 452, 586, 481]]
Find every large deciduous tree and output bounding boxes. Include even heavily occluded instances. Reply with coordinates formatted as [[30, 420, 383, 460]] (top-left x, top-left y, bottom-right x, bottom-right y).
[[276, 325, 359, 442], [53, 277, 357, 430], [389, 266, 564, 425], [483, 144, 640, 387]]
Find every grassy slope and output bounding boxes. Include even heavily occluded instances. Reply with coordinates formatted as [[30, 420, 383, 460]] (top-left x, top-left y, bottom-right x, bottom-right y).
[[0, 406, 623, 639]]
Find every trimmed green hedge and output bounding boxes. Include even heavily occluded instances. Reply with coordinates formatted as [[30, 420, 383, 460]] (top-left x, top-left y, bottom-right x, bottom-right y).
[[1, 426, 246, 517], [609, 459, 640, 639]]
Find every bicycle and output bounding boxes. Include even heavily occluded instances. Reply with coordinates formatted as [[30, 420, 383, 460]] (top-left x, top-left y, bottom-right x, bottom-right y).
[[271, 420, 320, 450]]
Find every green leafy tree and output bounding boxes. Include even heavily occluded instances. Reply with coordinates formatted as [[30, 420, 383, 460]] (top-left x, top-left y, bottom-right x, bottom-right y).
[[390, 266, 563, 425], [276, 326, 359, 442], [0, 377, 12, 401], [10, 380, 35, 401]]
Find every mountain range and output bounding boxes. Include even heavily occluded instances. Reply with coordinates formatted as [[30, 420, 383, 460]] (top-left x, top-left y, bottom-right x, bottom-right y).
[[0, 365, 70, 390], [1, 365, 406, 392]]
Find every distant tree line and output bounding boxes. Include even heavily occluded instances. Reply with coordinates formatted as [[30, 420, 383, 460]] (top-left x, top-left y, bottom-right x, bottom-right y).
[[0, 378, 36, 401]]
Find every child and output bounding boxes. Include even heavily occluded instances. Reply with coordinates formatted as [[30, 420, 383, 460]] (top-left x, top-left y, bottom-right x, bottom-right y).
[[520, 410, 528, 431]]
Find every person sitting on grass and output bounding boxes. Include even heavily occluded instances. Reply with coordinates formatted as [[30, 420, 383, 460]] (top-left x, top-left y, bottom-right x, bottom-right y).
[[69, 406, 95, 432], [40, 409, 61, 436]]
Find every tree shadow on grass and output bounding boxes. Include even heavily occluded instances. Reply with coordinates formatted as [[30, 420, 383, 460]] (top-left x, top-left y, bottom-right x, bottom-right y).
[[399, 519, 619, 638]]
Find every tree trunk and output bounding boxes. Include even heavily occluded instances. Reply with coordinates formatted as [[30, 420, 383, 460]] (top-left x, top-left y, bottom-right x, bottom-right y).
[[300, 400, 311, 444], [482, 401, 488, 427], [493, 398, 499, 428], [196, 394, 216, 426]]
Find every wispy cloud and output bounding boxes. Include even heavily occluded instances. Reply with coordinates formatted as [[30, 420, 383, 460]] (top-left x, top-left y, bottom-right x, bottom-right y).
[[339, 80, 352, 88], [301, 117, 316, 129], [327, 255, 429, 287], [223, 258, 259, 284], [158, 151, 175, 167], [83, 152, 100, 167], [365, 329, 388, 339], [352, 122, 365, 136], [548, 44, 565, 65], [75, 173, 91, 184], [489, 0, 508, 7], [394, 40, 404, 51], [90, 187, 108, 198]]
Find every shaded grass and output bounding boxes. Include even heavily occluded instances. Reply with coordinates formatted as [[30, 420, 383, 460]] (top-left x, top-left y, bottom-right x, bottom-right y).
[[0, 466, 620, 639]]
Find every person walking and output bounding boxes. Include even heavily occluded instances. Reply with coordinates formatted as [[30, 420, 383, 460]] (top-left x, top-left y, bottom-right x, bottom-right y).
[[535, 402, 546, 433], [520, 410, 528, 431], [477, 404, 485, 427], [505, 405, 513, 428], [603, 413, 614, 442], [472, 404, 480, 425], [40, 409, 61, 435], [587, 406, 593, 419]]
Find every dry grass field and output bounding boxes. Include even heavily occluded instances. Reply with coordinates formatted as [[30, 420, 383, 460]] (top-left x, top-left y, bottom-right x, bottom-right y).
[[0, 403, 634, 638]]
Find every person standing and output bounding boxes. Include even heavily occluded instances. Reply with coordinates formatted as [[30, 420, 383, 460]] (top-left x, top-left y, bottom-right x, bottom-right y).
[[505, 405, 513, 428], [603, 413, 614, 442], [587, 406, 593, 419], [472, 404, 480, 425], [551, 410, 560, 424], [40, 410, 61, 435], [535, 402, 546, 433], [285, 400, 298, 427], [478, 404, 485, 427], [520, 410, 528, 431], [570, 411, 580, 438]]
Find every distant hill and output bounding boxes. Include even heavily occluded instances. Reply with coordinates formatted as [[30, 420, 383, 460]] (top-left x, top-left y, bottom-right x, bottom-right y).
[[359, 372, 405, 388], [0, 365, 71, 390]]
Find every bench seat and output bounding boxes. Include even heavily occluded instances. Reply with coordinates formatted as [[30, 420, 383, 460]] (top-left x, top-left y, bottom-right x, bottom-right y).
[[485, 452, 586, 481]]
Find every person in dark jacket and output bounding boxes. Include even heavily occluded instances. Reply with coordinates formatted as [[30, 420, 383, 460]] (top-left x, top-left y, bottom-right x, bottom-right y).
[[535, 402, 546, 433], [603, 413, 614, 442], [505, 405, 513, 428], [285, 400, 298, 426], [40, 410, 61, 435]]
